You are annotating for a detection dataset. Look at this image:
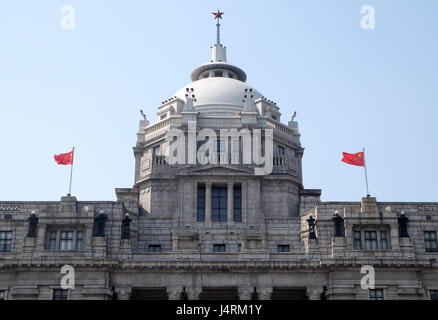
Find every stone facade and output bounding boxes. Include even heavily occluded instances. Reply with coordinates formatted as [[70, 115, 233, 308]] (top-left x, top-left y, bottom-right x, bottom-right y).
[[1, 31, 437, 301]]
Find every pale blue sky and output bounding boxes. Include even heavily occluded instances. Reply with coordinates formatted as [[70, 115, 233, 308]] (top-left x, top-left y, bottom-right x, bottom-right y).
[[0, 0, 437, 202]]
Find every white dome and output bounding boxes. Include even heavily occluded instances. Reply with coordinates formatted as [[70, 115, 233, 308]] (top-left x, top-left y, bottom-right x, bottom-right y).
[[174, 77, 262, 115]]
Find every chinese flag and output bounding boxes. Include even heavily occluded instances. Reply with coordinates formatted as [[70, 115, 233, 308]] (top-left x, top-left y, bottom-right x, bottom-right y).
[[54, 150, 74, 165], [341, 151, 364, 167]]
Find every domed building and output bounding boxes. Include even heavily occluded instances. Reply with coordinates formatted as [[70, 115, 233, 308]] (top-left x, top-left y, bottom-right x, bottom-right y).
[[0, 15, 437, 301]]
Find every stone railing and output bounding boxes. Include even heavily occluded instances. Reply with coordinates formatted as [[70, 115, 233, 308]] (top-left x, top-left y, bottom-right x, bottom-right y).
[[144, 118, 171, 136], [152, 155, 168, 166], [273, 155, 288, 167], [266, 119, 293, 136]]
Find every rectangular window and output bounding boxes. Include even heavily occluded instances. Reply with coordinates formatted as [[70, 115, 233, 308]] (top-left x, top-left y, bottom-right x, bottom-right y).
[[430, 290, 438, 300], [278, 146, 285, 155], [53, 289, 68, 300], [212, 186, 227, 222], [153, 145, 161, 156], [365, 231, 378, 250], [237, 244, 242, 252], [277, 245, 290, 252], [0, 290, 5, 300], [213, 244, 226, 252], [48, 231, 57, 250], [354, 231, 362, 250], [197, 184, 206, 222], [233, 184, 242, 222], [380, 231, 388, 250], [148, 245, 161, 252], [425, 231, 438, 252], [0, 231, 12, 252], [59, 231, 73, 251], [76, 231, 83, 250], [214, 71, 223, 77], [369, 289, 384, 300]]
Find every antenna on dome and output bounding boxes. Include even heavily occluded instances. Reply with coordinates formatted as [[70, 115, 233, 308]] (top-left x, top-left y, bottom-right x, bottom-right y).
[[212, 10, 224, 45]]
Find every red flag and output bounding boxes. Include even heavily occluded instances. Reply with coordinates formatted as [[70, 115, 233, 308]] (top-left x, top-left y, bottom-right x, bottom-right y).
[[54, 150, 74, 165], [341, 151, 364, 167]]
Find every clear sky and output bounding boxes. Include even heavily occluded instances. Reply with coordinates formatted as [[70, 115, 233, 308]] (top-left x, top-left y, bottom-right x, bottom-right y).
[[0, 0, 437, 202]]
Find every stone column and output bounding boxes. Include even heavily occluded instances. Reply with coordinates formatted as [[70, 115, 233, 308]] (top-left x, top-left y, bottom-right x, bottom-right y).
[[205, 182, 212, 222], [227, 182, 234, 222]]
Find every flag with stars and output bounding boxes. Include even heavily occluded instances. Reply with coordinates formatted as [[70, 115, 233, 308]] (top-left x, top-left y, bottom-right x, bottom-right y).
[[341, 151, 364, 167]]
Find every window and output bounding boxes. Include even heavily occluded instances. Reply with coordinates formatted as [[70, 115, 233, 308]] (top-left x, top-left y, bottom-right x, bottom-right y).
[[380, 231, 388, 250], [237, 244, 242, 252], [160, 114, 167, 120], [197, 184, 206, 222], [148, 245, 161, 252], [59, 231, 74, 251], [430, 290, 438, 300], [48, 231, 57, 250], [369, 289, 384, 300], [212, 186, 227, 222], [425, 231, 438, 252], [153, 145, 161, 156], [214, 71, 223, 77], [76, 231, 83, 250], [47, 230, 83, 251], [213, 244, 226, 252], [233, 184, 242, 222], [271, 115, 277, 120], [53, 289, 68, 300], [228, 73, 234, 79], [0, 231, 12, 252], [364, 231, 378, 250], [0, 290, 5, 300], [277, 245, 290, 252], [278, 146, 285, 156], [354, 231, 362, 250]]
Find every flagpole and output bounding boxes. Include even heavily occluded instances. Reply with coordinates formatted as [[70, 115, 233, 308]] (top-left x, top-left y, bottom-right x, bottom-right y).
[[68, 147, 74, 196], [363, 147, 370, 197]]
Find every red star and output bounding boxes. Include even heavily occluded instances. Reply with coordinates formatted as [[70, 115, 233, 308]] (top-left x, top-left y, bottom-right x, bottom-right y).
[[212, 10, 224, 20]]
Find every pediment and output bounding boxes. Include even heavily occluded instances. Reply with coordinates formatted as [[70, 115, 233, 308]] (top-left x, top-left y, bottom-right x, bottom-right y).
[[179, 164, 252, 176]]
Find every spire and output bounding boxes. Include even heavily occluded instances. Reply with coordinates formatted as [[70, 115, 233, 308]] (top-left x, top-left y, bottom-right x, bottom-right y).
[[212, 10, 224, 45]]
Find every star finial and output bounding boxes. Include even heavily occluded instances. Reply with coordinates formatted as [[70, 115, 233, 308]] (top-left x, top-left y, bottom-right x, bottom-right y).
[[212, 10, 224, 20]]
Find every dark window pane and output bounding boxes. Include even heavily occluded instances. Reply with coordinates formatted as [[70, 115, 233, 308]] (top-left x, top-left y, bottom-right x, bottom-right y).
[[197, 185, 206, 222], [76, 231, 83, 250], [365, 231, 378, 250], [212, 186, 227, 222], [53, 289, 68, 300], [59, 231, 73, 251], [425, 231, 438, 252], [0, 231, 12, 252], [233, 185, 242, 222], [213, 244, 226, 252], [353, 231, 362, 250], [148, 245, 161, 252], [369, 289, 384, 300], [277, 245, 290, 252], [430, 290, 438, 300]]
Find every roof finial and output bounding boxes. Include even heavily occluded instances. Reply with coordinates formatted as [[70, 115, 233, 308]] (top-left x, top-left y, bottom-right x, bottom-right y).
[[212, 10, 224, 45]]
